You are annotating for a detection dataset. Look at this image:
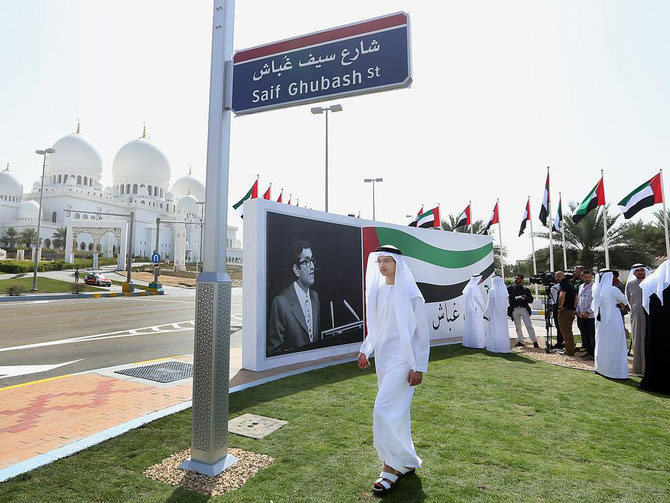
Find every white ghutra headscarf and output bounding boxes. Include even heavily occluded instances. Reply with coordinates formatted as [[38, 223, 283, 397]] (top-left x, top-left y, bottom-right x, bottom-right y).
[[626, 263, 651, 287], [640, 259, 670, 314], [361, 245, 423, 369]]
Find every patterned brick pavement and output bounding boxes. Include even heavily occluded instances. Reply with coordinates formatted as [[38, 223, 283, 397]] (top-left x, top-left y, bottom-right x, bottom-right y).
[[0, 367, 192, 469]]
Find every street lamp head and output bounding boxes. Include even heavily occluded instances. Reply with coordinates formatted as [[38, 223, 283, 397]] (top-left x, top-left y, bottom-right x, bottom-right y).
[[329, 104, 343, 112], [311, 107, 324, 114], [45, 148, 55, 154], [364, 178, 372, 183], [375, 178, 383, 182], [35, 149, 45, 155]]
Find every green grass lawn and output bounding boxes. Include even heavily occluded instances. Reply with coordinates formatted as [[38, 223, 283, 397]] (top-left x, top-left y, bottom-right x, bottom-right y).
[[0, 276, 105, 294], [1, 346, 668, 502]]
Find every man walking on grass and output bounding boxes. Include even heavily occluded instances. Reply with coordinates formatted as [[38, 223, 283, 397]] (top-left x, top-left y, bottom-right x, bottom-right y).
[[357, 245, 429, 496]]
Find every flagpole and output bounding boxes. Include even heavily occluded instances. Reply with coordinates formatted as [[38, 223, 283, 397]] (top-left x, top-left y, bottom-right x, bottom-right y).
[[559, 192, 568, 270], [497, 198, 504, 282], [547, 166, 554, 272], [601, 169, 610, 269], [661, 169, 670, 258], [528, 196, 538, 296], [470, 200, 473, 234]]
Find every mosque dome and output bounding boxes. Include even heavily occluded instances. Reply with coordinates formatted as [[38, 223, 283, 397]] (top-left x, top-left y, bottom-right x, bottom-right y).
[[0, 166, 24, 196], [103, 186, 114, 194], [19, 200, 40, 221], [47, 132, 103, 179], [171, 169, 205, 202], [177, 194, 199, 215], [32, 181, 41, 192], [112, 135, 171, 187], [165, 191, 175, 201]]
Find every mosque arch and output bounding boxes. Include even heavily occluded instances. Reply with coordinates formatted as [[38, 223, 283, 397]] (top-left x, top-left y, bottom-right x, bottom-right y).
[[58, 175, 62, 183], [147, 185, 152, 196], [74, 213, 80, 220], [77, 175, 82, 185], [80, 242, 86, 250], [133, 184, 138, 194], [126, 184, 130, 194], [44, 238, 51, 248], [52, 211, 57, 223]]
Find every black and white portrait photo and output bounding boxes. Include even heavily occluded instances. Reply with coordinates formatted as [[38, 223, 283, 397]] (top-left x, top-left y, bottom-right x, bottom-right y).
[[266, 212, 364, 357]]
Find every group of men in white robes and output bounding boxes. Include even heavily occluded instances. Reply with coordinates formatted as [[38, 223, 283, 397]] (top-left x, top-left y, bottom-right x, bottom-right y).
[[462, 274, 510, 354], [461, 264, 653, 380]]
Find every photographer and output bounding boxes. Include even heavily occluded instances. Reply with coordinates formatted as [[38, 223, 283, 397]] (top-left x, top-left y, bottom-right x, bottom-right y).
[[507, 274, 539, 348], [556, 271, 577, 356]]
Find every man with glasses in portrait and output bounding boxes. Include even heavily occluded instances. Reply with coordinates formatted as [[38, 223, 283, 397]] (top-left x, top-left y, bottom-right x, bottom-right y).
[[267, 240, 321, 356]]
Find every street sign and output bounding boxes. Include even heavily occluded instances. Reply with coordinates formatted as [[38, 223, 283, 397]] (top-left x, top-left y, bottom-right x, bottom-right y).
[[232, 12, 411, 115], [151, 252, 161, 264]]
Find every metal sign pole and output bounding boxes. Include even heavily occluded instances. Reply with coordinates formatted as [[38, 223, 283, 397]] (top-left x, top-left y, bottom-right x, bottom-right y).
[[180, 0, 237, 476]]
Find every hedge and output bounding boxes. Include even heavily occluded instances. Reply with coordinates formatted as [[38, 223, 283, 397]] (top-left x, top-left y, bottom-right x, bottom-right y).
[[0, 257, 117, 274]]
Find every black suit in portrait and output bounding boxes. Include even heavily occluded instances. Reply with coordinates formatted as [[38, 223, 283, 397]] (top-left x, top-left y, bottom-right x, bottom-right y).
[[267, 283, 321, 356]]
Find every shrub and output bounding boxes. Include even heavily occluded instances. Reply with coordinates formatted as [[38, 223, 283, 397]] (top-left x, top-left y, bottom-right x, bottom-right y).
[[71, 282, 86, 294], [6, 284, 24, 296]]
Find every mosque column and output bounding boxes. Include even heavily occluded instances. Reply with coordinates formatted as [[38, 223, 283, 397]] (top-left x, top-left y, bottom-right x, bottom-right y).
[[64, 224, 74, 263]]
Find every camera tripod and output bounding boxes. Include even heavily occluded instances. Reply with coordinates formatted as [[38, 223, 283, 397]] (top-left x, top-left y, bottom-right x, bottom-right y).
[[543, 287, 556, 353]]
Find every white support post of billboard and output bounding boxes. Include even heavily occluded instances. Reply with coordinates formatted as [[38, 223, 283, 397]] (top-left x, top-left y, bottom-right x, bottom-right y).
[[180, 0, 238, 476]]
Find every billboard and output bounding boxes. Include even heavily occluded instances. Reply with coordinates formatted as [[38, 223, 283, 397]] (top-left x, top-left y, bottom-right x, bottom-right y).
[[242, 200, 494, 371]]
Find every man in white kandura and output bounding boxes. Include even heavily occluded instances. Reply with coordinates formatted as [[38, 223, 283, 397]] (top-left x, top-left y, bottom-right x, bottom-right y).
[[592, 270, 629, 379], [625, 264, 650, 375], [462, 274, 487, 349], [484, 276, 510, 353], [357, 245, 430, 496]]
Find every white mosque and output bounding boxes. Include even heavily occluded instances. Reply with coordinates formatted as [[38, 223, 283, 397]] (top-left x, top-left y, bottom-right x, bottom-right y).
[[0, 124, 242, 269]]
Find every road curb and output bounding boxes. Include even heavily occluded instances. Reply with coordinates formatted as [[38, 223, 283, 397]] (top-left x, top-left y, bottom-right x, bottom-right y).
[[0, 290, 164, 303]]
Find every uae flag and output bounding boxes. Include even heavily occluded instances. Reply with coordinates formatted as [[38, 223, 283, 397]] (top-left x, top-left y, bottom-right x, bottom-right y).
[[416, 206, 440, 229], [408, 205, 424, 227], [277, 189, 283, 203], [262, 185, 271, 200], [553, 196, 562, 232], [539, 172, 550, 226], [454, 204, 471, 229], [618, 173, 663, 219], [482, 202, 499, 234], [518, 200, 530, 236], [232, 178, 258, 216], [572, 177, 605, 223]]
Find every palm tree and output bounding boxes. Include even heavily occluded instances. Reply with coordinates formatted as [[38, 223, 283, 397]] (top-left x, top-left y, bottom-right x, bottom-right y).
[[52, 227, 67, 250], [19, 227, 39, 248], [1, 227, 19, 249], [532, 203, 651, 270], [441, 214, 486, 234]]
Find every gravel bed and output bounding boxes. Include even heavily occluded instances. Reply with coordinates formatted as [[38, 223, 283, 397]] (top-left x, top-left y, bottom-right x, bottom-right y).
[[144, 448, 274, 496], [511, 336, 640, 375]]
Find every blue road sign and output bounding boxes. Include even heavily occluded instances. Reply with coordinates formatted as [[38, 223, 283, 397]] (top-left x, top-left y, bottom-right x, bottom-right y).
[[151, 253, 161, 264], [232, 12, 411, 115]]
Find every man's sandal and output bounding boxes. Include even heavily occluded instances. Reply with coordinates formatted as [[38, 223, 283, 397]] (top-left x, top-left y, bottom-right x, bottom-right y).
[[372, 471, 399, 495]]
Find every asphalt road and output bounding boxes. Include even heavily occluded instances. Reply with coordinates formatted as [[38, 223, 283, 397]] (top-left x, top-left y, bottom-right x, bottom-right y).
[[0, 288, 243, 387]]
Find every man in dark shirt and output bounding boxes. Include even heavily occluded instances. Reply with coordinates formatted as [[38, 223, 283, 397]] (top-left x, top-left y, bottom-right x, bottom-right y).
[[507, 274, 539, 348], [556, 271, 577, 356]]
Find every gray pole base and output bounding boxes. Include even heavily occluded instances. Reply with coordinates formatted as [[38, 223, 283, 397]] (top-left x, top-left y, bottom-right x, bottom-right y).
[[179, 453, 238, 476]]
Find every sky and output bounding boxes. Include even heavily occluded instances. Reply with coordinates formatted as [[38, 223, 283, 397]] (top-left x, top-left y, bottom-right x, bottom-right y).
[[2, 0, 670, 263]]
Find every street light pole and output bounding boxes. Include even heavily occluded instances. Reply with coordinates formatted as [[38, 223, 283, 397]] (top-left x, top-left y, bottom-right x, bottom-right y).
[[311, 104, 343, 212], [32, 148, 55, 291], [197, 201, 206, 273], [364, 178, 383, 220]]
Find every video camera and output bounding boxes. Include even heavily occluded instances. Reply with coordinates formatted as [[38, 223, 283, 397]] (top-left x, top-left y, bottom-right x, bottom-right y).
[[528, 271, 573, 287]]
